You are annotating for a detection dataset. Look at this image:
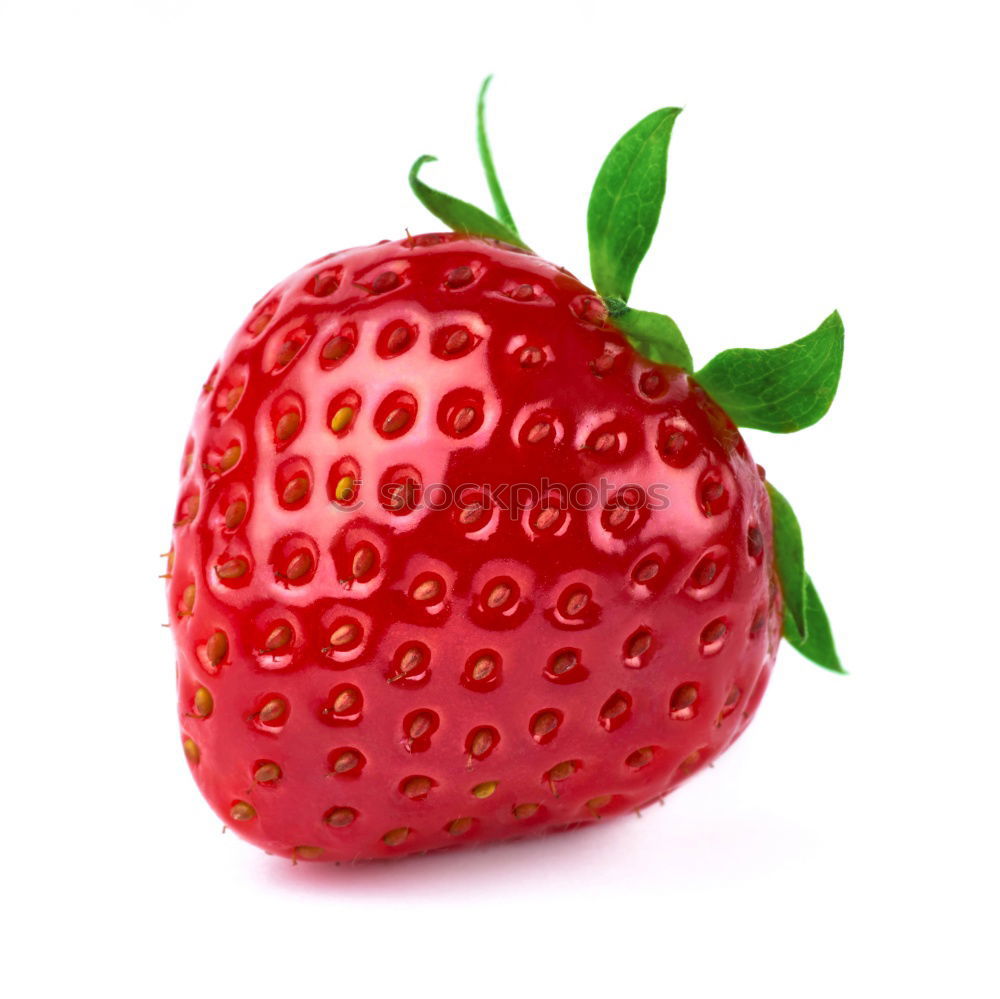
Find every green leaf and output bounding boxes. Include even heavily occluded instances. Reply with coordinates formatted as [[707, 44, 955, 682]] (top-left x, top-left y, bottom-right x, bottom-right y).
[[695, 311, 844, 433], [408, 155, 529, 250], [783, 575, 844, 673], [766, 482, 807, 638], [587, 107, 682, 303], [476, 76, 519, 236], [611, 303, 693, 372]]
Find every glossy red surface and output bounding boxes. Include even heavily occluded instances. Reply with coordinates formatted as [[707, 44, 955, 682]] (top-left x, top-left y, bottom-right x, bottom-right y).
[[168, 233, 781, 861]]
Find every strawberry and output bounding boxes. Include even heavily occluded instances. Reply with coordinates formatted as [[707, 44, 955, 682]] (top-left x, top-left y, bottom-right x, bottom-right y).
[[167, 79, 843, 862]]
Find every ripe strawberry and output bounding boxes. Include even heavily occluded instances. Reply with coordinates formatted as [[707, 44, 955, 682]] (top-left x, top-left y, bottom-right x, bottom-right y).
[[167, 80, 843, 862]]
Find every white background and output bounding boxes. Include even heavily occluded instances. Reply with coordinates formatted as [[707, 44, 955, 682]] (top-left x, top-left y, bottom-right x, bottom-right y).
[[2, 1, 997, 995]]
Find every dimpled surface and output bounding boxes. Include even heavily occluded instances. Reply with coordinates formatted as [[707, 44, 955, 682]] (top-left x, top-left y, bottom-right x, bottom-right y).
[[167, 233, 782, 862]]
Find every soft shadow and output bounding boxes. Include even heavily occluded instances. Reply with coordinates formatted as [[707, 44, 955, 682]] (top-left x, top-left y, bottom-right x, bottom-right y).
[[250, 814, 631, 898]]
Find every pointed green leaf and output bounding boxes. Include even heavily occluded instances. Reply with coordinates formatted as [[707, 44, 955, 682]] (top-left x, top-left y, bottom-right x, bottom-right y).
[[476, 76, 519, 236], [408, 155, 529, 250], [587, 107, 682, 303], [695, 311, 844, 433], [612, 304, 693, 372], [766, 482, 807, 638], [783, 575, 844, 672]]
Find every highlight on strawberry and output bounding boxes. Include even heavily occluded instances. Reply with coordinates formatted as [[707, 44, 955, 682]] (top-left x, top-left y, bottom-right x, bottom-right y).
[[167, 77, 843, 862]]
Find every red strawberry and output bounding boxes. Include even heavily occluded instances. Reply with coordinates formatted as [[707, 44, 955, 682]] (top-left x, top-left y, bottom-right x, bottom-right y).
[[167, 80, 843, 862]]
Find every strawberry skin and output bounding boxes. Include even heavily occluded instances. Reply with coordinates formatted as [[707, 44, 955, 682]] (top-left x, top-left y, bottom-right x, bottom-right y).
[[168, 233, 781, 861]]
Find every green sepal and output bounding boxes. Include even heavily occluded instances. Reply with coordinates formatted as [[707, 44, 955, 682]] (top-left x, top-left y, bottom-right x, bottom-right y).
[[766, 482, 807, 638], [783, 575, 844, 673], [587, 107, 682, 303], [609, 301, 693, 372], [476, 76, 519, 236], [695, 311, 844, 433], [408, 155, 529, 250]]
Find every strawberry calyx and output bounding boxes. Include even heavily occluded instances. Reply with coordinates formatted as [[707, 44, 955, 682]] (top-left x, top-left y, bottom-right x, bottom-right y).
[[476, 75, 520, 238], [408, 155, 528, 251], [408, 78, 844, 673]]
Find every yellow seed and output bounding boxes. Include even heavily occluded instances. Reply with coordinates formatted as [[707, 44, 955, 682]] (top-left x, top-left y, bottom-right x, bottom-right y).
[[215, 557, 248, 580], [333, 688, 358, 713], [469, 729, 493, 757], [382, 827, 409, 847], [403, 776, 432, 798], [322, 335, 352, 361], [452, 406, 477, 433], [258, 698, 287, 724], [443, 328, 470, 354], [471, 781, 498, 799], [670, 684, 699, 712], [352, 546, 375, 579], [182, 738, 200, 764], [219, 443, 241, 471], [384, 323, 412, 353], [329, 622, 359, 647], [550, 651, 577, 675], [173, 492, 200, 526], [294, 846, 323, 860], [407, 712, 433, 740], [607, 505, 629, 527], [205, 631, 228, 668], [275, 339, 300, 367], [230, 801, 256, 822], [531, 711, 559, 740], [248, 311, 273, 335], [401, 646, 424, 670], [285, 551, 314, 580], [627, 629, 652, 658], [600, 694, 629, 721], [447, 817, 473, 836], [526, 421, 552, 443], [193, 687, 213, 717], [335, 475, 356, 502], [224, 499, 247, 530], [549, 761, 575, 782], [533, 506, 560, 531], [282, 475, 309, 505], [458, 502, 484, 526], [313, 271, 341, 297], [634, 558, 660, 582], [386, 480, 416, 511], [275, 410, 301, 441], [332, 750, 359, 774], [412, 578, 441, 602], [471, 655, 496, 681], [330, 406, 354, 433], [486, 582, 511, 608], [326, 808, 355, 828], [513, 803, 539, 820], [180, 583, 195, 614], [264, 623, 292, 651], [381, 407, 411, 435], [626, 747, 654, 769], [254, 762, 281, 783]]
